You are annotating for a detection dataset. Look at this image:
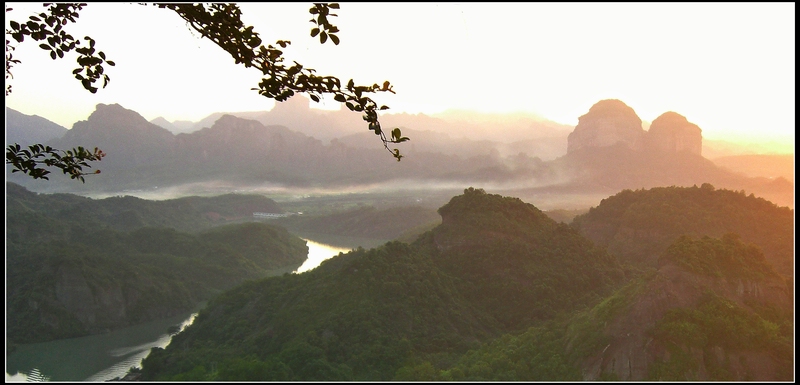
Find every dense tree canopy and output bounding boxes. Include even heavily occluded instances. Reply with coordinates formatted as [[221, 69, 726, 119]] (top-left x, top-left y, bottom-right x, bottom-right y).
[[136, 188, 627, 381], [5, 3, 409, 182]]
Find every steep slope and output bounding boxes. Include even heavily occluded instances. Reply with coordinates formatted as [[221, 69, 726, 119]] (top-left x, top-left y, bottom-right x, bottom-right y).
[[645, 111, 702, 155], [51, 103, 176, 169], [569, 234, 793, 381], [426, 234, 792, 381], [425, 188, 626, 328], [139, 188, 626, 381], [571, 184, 794, 276], [545, 99, 794, 208], [567, 99, 644, 153]]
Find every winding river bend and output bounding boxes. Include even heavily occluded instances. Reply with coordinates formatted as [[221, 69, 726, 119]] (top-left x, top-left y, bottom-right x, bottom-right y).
[[5, 238, 352, 382], [295, 238, 352, 274], [5, 311, 199, 382]]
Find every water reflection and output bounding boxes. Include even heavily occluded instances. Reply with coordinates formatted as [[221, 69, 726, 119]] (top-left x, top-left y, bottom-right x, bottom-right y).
[[5, 238, 348, 382], [5, 312, 197, 382], [294, 239, 352, 273]]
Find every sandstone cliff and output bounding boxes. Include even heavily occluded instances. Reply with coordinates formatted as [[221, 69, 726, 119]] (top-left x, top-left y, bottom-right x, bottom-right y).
[[566, 100, 704, 157], [567, 99, 645, 153], [646, 111, 702, 156], [571, 235, 792, 381]]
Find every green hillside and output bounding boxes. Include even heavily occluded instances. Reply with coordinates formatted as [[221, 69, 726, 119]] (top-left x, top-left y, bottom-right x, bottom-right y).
[[571, 184, 794, 276], [6, 184, 308, 344], [139, 188, 626, 381], [6, 181, 284, 236], [420, 234, 793, 381]]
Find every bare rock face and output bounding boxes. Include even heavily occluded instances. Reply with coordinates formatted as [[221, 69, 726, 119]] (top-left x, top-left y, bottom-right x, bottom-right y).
[[580, 264, 791, 381], [646, 111, 702, 156], [567, 99, 645, 153]]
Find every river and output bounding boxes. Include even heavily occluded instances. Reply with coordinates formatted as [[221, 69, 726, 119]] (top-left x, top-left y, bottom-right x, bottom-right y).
[[5, 238, 351, 382], [294, 238, 353, 274], [5, 311, 198, 382]]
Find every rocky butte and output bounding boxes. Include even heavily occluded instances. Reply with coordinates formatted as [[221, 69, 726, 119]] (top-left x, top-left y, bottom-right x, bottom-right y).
[[566, 99, 703, 156], [567, 99, 645, 153], [646, 111, 702, 156]]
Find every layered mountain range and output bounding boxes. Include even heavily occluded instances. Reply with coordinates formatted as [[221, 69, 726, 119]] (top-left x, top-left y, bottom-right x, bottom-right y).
[[5, 100, 793, 207]]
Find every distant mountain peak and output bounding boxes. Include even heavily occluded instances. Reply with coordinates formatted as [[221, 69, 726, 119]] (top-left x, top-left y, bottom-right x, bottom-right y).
[[568, 99, 644, 153], [53, 103, 176, 168], [647, 111, 702, 155], [150, 116, 196, 135], [80, 103, 152, 128], [6, 107, 68, 146]]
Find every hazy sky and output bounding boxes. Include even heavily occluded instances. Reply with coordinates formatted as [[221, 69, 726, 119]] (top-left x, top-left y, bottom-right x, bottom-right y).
[[4, 3, 795, 149]]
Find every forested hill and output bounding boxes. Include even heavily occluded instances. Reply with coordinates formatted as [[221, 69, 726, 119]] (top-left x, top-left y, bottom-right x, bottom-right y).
[[570, 184, 794, 276], [430, 234, 793, 381], [6, 184, 308, 344], [6, 182, 283, 236], [139, 188, 627, 381]]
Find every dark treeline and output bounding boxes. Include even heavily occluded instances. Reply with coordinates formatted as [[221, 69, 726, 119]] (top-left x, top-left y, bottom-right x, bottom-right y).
[[138, 187, 793, 381], [139, 188, 627, 380], [571, 183, 794, 277], [6, 183, 307, 344], [7, 183, 793, 380]]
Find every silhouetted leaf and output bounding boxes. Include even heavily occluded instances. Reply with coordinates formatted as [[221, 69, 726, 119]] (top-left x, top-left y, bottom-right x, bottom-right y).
[[392, 128, 402, 142]]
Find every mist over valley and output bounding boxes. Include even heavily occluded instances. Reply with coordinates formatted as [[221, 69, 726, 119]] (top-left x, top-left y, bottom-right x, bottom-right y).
[[6, 96, 794, 210], [5, 97, 794, 381]]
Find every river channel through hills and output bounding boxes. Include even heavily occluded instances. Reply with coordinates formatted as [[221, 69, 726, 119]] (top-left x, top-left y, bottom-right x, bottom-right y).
[[6, 238, 351, 382]]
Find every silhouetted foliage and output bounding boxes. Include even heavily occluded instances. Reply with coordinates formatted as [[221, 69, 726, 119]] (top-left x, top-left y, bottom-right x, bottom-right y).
[[5, 2, 408, 181], [6, 143, 105, 182]]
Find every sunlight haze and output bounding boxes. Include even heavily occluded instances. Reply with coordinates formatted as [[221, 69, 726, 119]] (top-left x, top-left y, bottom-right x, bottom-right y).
[[4, 2, 795, 152]]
